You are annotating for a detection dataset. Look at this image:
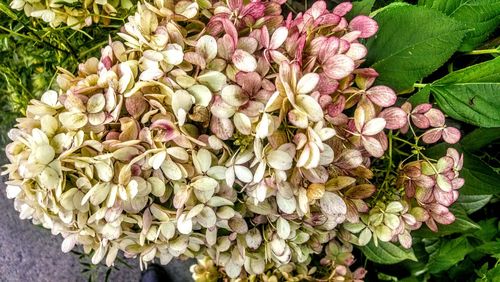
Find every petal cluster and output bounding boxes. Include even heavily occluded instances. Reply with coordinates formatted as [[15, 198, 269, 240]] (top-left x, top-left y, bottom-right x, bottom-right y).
[[3, 1, 464, 281]]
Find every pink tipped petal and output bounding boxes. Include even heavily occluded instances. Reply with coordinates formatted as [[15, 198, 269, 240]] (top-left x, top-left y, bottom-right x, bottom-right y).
[[210, 116, 234, 140], [436, 174, 453, 192], [379, 107, 408, 129], [436, 156, 454, 173], [316, 14, 341, 26], [345, 43, 367, 60], [413, 103, 432, 114], [422, 129, 443, 144], [411, 114, 430, 129], [415, 175, 435, 189], [366, 86, 397, 107], [362, 118, 386, 136], [452, 178, 464, 190], [232, 49, 257, 72], [426, 218, 439, 232], [333, 2, 352, 16], [424, 108, 445, 127], [269, 26, 288, 49], [349, 16, 378, 38], [442, 127, 461, 144], [433, 189, 455, 207], [308, 0, 327, 19], [317, 73, 339, 95], [260, 25, 270, 48], [362, 136, 384, 157], [342, 31, 362, 43], [297, 73, 320, 94], [338, 39, 351, 54], [324, 54, 355, 80], [433, 211, 455, 225]]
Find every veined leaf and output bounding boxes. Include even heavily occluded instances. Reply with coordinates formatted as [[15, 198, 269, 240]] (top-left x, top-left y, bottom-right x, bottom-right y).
[[427, 237, 473, 273], [365, 5, 467, 91], [458, 194, 492, 214], [431, 57, 500, 127], [419, 0, 500, 51], [346, 0, 376, 20], [460, 128, 500, 151], [360, 241, 417, 264]]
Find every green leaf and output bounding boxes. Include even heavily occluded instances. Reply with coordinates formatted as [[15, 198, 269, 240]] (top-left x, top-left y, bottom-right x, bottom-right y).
[[460, 128, 500, 151], [418, 0, 500, 51], [365, 5, 466, 92], [360, 241, 417, 264], [427, 237, 472, 273], [473, 219, 499, 242], [458, 194, 492, 214], [346, 0, 375, 20], [430, 57, 500, 127], [460, 152, 500, 195], [413, 205, 480, 237], [408, 85, 431, 105]]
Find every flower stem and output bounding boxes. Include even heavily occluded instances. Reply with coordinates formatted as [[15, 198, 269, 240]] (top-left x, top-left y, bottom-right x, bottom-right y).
[[413, 83, 427, 88], [465, 48, 500, 55]]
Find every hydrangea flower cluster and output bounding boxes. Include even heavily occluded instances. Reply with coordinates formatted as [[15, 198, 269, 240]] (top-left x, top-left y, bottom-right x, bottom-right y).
[[10, 0, 136, 29], [3, 0, 463, 280]]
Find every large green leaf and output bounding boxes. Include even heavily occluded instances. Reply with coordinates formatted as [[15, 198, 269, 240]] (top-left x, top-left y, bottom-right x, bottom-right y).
[[460, 128, 500, 151], [360, 241, 417, 264], [460, 152, 500, 195], [431, 57, 500, 127], [427, 237, 472, 273], [419, 0, 500, 51], [458, 194, 492, 214], [365, 5, 466, 92]]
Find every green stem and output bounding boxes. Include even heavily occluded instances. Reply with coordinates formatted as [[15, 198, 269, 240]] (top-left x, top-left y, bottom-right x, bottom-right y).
[[413, 83, 427, 88], [465, 48, 500, 55]]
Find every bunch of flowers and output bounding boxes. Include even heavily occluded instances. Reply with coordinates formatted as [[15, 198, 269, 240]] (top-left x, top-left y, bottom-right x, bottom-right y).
[[10, 0, 136, 28], [3, 0, 464, 281]]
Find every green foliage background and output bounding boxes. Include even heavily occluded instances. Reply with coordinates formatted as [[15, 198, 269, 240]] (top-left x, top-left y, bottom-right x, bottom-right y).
[[0, 0, 499, 281]]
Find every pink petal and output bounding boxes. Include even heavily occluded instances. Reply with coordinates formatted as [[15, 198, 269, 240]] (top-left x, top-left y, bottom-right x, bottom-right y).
[[413, 103, 432, 114], [333, 2, 352, 16], [433, 211, 455, 225], [366, 86, 397, 107], [349, 16, 378, 38], [327, 95, 345, 117], [241, 2, 265, 19], [362, 118, 386, 136], [452, 178, 464, 190], [436, 174, 453, 192], [425, 218, 438, 232], [379, 107, 408, 129], [436, 156, 454, 173], [260, 26, 270, 48], [442, 127, 461, 144], [316, 14, 341, 26], [422, 128, 443, 144], [236, 71, 262, 94], [411, 114, 430, 129], [362, 136, 384, 157], [307, 0, 326, 19], [217, 35, 235, 60], [345, 42, 367, 60], [232, 49, 257, 72], [424, 108, 445, 127], [319, 37, 340, 62], [210, 116, 234, 140], [415, 175, 435, 189], [323, 54, 355, 80], [317, 72, 339, 95], [433, 189, 455, 206], [269, 26, 288, 49]]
